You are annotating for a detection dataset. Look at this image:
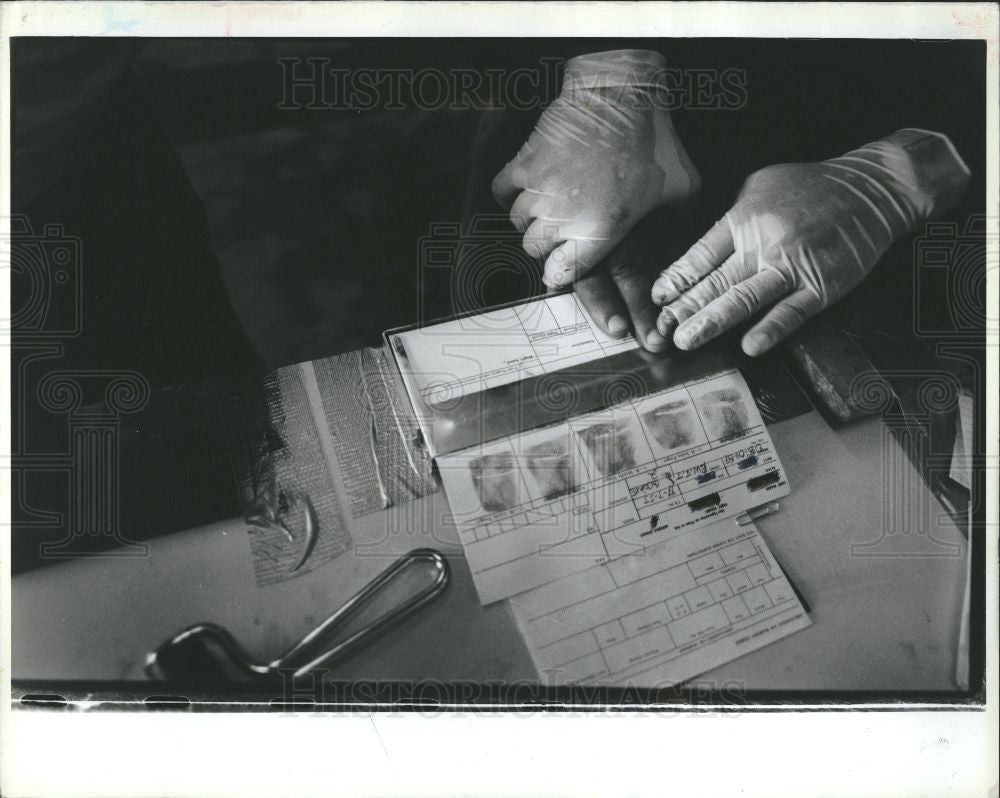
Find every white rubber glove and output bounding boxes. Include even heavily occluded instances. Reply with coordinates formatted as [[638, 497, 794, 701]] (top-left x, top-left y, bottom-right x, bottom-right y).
[[492, 49, 700, 288], [652, 128, 970, 356]]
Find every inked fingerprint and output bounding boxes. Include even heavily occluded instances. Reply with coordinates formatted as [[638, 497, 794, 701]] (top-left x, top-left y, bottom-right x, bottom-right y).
[[470, 452, 519, 512], [577, 418, 637, 476], [698, 389, 750, 442], [526, 439, 576, 501], [641, 399, 697, 450]]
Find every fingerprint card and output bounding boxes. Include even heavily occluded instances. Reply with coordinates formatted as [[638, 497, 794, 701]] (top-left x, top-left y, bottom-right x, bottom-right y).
[[437, 368, 790, 605]]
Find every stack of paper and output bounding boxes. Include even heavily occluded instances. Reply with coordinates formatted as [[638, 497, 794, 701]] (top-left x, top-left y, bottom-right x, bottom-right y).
[[389, 295, 810, 686]]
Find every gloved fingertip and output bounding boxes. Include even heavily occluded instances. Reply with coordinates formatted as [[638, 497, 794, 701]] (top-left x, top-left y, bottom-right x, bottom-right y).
[[672, 332, 695, 351], [674, 317, 714, 351], [607, 315, 629, 337], [743, 330, 781, 357], [742, 329, 776, 357]]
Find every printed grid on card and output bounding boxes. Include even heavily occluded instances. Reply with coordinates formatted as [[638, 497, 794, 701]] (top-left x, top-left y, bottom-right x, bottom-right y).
[[438, 368, 790, 604], [509, 521, 810, 687]]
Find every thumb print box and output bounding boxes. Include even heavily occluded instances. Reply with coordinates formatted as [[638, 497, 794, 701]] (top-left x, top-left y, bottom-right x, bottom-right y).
[[577, 418, 637, 477], [469, 452, 519, 512], [526, 439, 576, 500], [641, 399, 698, 450], [698, 388, 750, 442]]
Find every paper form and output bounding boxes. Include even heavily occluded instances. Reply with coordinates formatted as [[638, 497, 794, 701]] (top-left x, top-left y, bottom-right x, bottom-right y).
[[390, 292, 638, 406], [437, 368, 790, 604], [509, 520, 811, 687]]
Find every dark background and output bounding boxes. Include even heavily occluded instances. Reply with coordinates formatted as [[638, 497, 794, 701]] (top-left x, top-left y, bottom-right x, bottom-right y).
[[9, 38, 987, 568], [12, 37, 987, 371]]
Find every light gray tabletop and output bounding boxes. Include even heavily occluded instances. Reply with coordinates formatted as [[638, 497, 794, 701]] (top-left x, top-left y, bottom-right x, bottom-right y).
[[12, 411, 968, 692]]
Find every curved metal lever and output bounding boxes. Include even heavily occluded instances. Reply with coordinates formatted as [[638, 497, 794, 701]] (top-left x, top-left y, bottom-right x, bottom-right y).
[[145, 548, 450, 684]]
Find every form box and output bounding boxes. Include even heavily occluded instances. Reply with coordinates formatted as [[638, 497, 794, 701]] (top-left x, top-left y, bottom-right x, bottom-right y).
[[621, 604, 669, 637], [603, 626, 676, 674], [722, 594, 750, 623], [726, 569, 752, 594], [527, 562, 690, 648], [558, 650, 610, 684], [668, 605, 730, 644], [707, 578, 733, 602], [746, 563, 771, 586], [593, 619, 627, 647], [765, 577, 797, 606], [666, 594, 691, 620], [538, 629, 598, 669], [742, 585, 773, 614], [720, 540, 755, 565], [684, 585, 713, 611], [689, 551, 725, 578]]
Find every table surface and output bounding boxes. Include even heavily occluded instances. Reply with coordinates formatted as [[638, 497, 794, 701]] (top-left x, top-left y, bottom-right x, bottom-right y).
[[12, 410, 968, 692]]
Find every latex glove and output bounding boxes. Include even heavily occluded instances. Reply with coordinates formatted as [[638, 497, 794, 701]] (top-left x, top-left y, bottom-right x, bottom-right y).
[[492, 49, 700, 289], [652, 128, 970, 356]]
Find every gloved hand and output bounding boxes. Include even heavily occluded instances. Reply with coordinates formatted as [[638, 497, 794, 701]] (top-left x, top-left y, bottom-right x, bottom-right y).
[[652, 128, 970, 356], [492, 49, 700, 289]]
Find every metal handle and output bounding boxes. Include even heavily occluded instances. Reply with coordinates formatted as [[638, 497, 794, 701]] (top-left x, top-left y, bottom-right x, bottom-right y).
[[275, 548, 449, 678], [145, 548, 450, 684]]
